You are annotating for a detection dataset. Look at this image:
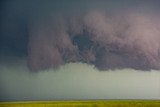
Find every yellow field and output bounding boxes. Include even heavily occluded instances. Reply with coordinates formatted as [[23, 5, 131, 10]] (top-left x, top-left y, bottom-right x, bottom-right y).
[[0, 100, 160, 107]]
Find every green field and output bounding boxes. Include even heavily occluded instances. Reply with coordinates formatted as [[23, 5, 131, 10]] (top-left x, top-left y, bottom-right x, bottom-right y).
[[0, 100, 160, 107]]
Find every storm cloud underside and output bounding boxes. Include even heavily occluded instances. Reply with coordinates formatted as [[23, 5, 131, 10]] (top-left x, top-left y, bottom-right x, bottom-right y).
[[28, 9, 160, 71], [1, 0, 160, 71]]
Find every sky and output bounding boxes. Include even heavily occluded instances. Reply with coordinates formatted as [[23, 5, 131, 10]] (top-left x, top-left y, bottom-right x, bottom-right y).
[[0, 0, 160, 101]]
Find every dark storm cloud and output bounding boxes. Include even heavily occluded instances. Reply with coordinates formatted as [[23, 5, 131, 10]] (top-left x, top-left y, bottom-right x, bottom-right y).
[[0, 0, 29, 56], [1, 0, 160, 71], [28, 9, 160, 71]]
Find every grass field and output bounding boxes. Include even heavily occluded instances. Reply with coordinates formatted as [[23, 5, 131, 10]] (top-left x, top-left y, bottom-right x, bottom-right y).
[[0, 100, 160, 107]]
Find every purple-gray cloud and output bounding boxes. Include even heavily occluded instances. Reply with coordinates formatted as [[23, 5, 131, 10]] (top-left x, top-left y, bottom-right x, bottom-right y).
[[1, 0, 160, 71], [28, 9, 160, 71]]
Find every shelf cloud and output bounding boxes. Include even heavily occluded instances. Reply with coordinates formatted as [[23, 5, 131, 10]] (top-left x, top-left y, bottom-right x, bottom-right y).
[[28, 9, 160, 71], [1, 0, 160, 71]]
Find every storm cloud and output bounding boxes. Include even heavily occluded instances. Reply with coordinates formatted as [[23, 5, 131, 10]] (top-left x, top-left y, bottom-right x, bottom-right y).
[[1, 0, 160, 101], [1, 0, 160, 71], [28, 9, 160, 71]]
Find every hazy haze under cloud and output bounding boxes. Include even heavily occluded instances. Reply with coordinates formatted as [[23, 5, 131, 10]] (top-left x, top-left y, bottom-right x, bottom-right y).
[[0, 59, 160, 101]]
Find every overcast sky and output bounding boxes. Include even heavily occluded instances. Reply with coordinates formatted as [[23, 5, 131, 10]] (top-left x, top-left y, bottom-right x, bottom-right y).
[[0, 0, 160, 101]]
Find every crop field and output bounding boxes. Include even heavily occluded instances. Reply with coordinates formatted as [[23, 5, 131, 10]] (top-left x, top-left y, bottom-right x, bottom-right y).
[[0, 100, 160, 107]]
